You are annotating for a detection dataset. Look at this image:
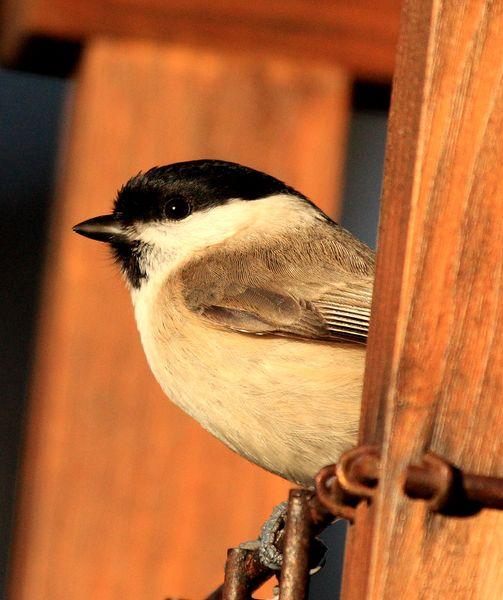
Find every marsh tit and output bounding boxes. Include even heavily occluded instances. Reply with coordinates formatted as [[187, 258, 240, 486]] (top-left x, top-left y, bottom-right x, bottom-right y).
[[74, 160, 374, 486]]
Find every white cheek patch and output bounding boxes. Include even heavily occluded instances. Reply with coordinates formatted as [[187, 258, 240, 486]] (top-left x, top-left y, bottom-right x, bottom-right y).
[[134, 193, 320, 279]]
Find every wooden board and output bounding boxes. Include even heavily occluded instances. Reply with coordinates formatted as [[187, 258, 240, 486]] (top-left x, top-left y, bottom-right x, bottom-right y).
[[0, 0, 400, 78], [8, 38, 350, 599], [342, 0, 503, 598]]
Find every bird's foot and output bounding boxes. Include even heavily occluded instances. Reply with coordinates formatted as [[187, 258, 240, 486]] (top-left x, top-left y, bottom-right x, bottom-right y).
[[258, 501, 288, 570], [238, 501, 288, 570], [239, 500, 328, 573]]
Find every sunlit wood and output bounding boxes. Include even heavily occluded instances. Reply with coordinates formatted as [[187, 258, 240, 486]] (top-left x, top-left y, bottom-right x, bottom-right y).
[[1, 0, 400, 79], [342, 1, 503, 597]]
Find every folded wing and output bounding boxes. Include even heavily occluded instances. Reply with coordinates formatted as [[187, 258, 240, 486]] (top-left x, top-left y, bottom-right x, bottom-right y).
[[179, 221, 374, 344]]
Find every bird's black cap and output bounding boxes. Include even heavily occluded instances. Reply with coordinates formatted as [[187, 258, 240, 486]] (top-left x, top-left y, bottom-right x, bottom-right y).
[[113, 159, 307, 225]]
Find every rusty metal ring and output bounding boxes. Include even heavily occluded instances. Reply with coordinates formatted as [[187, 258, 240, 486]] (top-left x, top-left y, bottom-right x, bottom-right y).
[[336, 445, 380, 500], [314, 464, 356, 522]]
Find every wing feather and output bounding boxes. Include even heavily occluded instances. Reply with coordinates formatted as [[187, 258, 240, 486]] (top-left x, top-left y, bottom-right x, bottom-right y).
[[179, 220, 374, 344]]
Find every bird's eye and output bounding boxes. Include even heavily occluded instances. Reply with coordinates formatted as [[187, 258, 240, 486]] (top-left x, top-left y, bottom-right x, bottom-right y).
[[163, 197, 191, 220]]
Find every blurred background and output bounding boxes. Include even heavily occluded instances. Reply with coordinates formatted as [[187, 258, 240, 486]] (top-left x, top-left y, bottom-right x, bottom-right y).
[[0, 2, 395, 598]]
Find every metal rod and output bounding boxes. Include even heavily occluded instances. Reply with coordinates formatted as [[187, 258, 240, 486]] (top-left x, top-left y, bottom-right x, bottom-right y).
[[222, 548, 252, 600], [404, 455, 503, 512], [278, 489, 313, 600], [206, 547, 274, 600], [463, 473, 503, 510]]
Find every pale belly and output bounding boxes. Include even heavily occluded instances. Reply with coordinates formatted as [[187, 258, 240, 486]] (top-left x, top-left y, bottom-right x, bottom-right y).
[[136, 299, 365, 485]]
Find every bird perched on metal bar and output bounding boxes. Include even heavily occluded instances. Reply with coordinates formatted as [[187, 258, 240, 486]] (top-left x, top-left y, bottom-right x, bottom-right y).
[[74, 160, 374, 487]]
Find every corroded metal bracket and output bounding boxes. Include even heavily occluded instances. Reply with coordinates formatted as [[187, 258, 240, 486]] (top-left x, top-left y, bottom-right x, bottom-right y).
[[200, 447, 503, 599], [316, 446, 503, 519]]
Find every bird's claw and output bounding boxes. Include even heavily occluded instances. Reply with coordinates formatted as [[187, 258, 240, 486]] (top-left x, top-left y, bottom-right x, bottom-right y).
[[239, 499, 328, 576], [258, 501, 288, 570], [238, 501, 288, 570]]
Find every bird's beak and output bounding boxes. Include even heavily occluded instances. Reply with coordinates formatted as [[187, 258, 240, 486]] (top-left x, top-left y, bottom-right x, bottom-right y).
[[73, 214, 127, 243]]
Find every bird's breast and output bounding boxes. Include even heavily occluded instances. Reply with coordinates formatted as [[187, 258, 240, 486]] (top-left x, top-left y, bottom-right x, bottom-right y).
[[132, 278, 365, 485]]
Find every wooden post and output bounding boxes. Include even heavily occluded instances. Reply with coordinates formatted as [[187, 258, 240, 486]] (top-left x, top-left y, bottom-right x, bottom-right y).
[[8, 38, 350, 599], [0, 0, 400, 79], [342, 0, 503, 597]]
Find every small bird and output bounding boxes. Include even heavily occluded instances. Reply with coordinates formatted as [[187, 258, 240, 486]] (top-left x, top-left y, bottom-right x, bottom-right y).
[[74, 160, 374, 487]]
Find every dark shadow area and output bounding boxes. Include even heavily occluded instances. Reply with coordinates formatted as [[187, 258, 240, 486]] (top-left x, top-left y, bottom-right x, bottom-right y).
[[308, 520, 348, 599], [352, 81, 391, 112], [0, 67, 66, 592], [3, 36, 81, 78], [340, 109, 388, 249]]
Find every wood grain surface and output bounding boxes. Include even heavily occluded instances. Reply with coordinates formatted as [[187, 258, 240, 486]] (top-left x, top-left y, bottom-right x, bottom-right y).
[[342, 0, 503, 598], [8, 39, 350, 599], [0, 0, 400, 78]]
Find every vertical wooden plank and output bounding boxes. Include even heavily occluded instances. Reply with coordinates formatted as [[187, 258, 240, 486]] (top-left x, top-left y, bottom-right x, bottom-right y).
[[9, 39, 350, 599], [342, 0, 503, 598]]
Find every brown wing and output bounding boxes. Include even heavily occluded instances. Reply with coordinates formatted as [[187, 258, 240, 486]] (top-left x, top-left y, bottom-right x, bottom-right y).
[[179, 221, 374, 344]]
